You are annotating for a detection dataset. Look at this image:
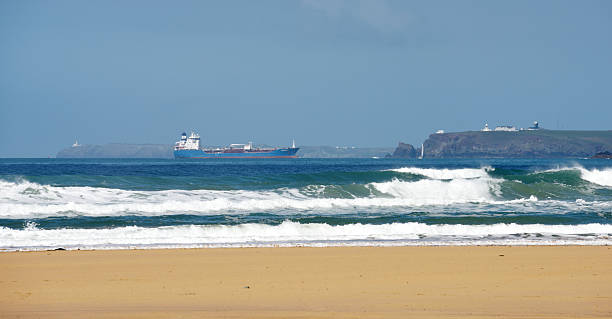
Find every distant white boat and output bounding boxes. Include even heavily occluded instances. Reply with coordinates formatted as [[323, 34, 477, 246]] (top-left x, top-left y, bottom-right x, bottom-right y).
[[72, 140, 80, 148]]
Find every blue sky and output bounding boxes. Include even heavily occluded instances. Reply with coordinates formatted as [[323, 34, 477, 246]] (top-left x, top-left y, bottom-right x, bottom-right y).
[[1, 0, 611, 157]]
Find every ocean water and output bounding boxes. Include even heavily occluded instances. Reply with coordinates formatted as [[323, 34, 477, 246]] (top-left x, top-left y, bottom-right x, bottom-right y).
[[1, 158, 611, 251]]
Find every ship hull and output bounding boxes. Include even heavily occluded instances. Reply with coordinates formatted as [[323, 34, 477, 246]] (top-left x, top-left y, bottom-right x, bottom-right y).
[[174, 148, 299, 159]]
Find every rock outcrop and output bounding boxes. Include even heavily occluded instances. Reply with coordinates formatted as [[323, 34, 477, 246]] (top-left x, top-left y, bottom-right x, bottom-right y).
[[389, 142, 417, 158], [592, 151, 612, 159]]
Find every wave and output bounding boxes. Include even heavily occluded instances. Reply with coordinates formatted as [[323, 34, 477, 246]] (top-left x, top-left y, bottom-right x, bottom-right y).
[[2, 221, 610, 251], [578, 167, 612, 187], [528, 166, 612, 186], [1, 170, 415, 191], [388, 167, 492, 179], [392, 165, 612, 188], [0, 172, 508, 218], [3, 163, 612, 218]]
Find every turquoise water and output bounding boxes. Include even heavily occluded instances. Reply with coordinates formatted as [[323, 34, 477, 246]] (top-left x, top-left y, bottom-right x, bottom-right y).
[[1, 158, 611, 250]]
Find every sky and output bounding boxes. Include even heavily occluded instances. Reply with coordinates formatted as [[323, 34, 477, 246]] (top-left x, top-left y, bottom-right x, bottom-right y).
[[1, 0, 611, 157]]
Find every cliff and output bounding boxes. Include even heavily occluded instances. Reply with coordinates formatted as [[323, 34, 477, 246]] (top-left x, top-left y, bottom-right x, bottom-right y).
[[391, 130, 612, 158]]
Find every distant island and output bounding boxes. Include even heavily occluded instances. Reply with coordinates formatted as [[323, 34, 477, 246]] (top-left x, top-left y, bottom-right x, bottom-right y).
[[57, 144, 393, 159], [390, 123, 612, 158], [57, 144, 174, 158], [297, 146, 393, 158]]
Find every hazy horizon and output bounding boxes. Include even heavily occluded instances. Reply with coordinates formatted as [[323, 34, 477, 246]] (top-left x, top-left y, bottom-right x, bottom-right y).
[[2, 0, 612, 157]]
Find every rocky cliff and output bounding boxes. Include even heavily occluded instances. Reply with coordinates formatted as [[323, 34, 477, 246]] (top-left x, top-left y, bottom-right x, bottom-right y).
[[391, 130, 612, 158]]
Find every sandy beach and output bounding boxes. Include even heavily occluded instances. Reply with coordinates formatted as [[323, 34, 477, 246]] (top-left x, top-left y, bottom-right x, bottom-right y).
[[1, 246, 611, 318]]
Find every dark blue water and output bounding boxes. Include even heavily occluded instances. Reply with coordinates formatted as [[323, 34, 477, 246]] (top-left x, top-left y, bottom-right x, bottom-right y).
[[1, 158, 611, 250]]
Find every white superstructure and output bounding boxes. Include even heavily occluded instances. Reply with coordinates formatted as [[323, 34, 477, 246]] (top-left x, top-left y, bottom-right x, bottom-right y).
[[229, 142, 254, 150], [481, 123, 492, 132], [174, 132, 201, 150]]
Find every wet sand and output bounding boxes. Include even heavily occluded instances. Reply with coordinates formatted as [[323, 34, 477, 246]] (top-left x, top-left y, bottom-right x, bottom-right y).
[[1, 246, 611, 318]]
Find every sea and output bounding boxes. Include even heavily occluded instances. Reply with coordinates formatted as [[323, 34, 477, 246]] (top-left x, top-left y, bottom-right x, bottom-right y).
[[1, 158, 611, 251]]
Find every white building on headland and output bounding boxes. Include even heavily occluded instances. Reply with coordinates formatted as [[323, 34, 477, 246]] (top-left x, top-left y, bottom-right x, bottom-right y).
[[494, 125, 518, 132], [481, 123, 518, 132], [481, 121, 540, 132]]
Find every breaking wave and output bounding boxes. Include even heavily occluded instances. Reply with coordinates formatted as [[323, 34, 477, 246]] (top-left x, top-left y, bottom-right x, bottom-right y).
[[578, 167, 612, 187], [0, 177, 499, 218], [1, 164, 611, 219], [389, 167, 491, 179]]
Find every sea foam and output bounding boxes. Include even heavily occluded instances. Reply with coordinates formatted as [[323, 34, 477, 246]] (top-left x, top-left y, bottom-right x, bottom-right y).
[[535, 165, 612, 187], [1, 221, 610, 251], [579, 167, 612, 187], [389, 167, 491, 179]]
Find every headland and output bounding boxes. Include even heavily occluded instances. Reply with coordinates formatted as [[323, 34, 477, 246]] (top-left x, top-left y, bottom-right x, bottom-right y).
[[391, 123, 612, 158]]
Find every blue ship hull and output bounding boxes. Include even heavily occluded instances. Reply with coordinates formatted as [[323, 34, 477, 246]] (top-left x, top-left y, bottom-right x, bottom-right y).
[[174, 147, 299, 159]]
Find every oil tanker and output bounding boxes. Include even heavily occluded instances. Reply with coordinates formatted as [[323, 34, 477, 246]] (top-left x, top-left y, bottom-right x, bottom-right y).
[[173, 132, 299, 159]]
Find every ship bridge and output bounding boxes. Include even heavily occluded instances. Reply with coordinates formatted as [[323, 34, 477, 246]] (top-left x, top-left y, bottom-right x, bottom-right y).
[[174, 132, 200, 150]]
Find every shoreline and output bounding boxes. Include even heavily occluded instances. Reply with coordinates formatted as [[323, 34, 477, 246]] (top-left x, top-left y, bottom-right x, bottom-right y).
[[2, 241, 612, 253], [2, 245, 611, 318]]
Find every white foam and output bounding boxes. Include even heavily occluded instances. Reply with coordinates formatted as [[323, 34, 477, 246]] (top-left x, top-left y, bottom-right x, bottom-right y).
[[371, 178, 495, 204], [578, 167, 612, 187], [535, 165, 612, 187], [0, 177, 503, 218], [389, 167, 492, 179], [1, 221, 610, 251]]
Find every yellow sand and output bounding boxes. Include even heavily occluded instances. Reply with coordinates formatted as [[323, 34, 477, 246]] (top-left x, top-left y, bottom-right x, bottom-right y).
[[1, 246, 611, 318]]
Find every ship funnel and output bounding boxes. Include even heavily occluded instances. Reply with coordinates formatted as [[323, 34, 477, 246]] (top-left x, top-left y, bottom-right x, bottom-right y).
[[292, 139, 296, 148]]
